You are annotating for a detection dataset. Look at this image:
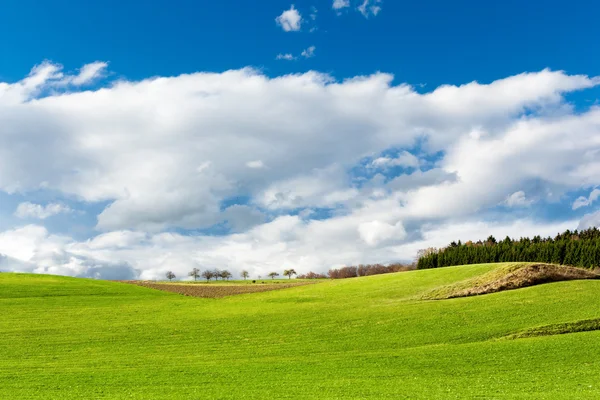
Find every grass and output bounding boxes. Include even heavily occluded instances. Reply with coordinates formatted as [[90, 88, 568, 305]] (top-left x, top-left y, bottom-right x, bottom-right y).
[[421, 262, 599, 299], [1, 263, 600, 399]]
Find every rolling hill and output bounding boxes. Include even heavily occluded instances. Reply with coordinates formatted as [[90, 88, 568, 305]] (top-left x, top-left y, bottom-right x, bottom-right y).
[[1, 263, 600, 399]]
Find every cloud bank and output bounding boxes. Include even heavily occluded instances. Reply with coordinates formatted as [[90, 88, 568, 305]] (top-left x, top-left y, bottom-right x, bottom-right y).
[[1, 62, 600, 279]]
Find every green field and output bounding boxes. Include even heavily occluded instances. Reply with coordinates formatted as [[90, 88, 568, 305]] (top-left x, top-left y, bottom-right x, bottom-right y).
[[2, 263, 600, 399]]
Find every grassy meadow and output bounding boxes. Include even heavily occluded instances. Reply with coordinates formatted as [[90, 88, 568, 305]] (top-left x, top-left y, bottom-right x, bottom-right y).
[[1, 263, 600, 399]]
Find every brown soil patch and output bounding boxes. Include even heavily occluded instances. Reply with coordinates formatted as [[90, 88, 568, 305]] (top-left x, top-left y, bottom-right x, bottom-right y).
[[120, 281, 314, 298], [425, 263, 600, 300]]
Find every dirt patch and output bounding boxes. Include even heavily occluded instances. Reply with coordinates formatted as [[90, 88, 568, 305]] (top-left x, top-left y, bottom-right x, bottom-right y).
[[502, 318, 600, 340], [423, 263, 599, 300], [120, 281, 314, 298]]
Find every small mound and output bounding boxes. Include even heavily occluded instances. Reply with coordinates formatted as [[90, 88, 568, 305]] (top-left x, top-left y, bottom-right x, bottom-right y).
[[422, 263, 599, 300], [503, 318, 600, 340], [122, 281, 313, 298]]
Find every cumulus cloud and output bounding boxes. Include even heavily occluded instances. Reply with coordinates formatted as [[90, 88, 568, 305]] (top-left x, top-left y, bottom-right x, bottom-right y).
[[0, 61, 107, 103], [572, 188, 600, 210], [2, 62, 600, 278], [276, 53, 296, 61], [15, 202, 72, 219], [504, 191, 534, 208], [333, 0, 350, 12], [277, 46, 316, 61], [70, 61, 108, 86], [301, 46, 316, 58], [358, 220, 407, 246], [0, 217, 578, 280], [358, 0, 382, 18], [276, 5, 302, 32], [371, 151, 420, 169], [246, 160, 265, 169], [578, 210, 600, 230]]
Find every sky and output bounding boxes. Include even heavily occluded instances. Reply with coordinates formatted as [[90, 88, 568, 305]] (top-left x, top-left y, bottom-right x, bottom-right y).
[[1, 0, 600, 280]]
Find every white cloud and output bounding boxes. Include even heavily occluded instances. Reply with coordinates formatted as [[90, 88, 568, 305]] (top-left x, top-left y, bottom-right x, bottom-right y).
[[358, 220, 406, 246], [1, 65, 598, 233], [0, 226, 138, 279], [277, 46, 316, 61], [276, 53, 296, 61], [71, 62, 108, 86], [572, 188, 600, 210], [358, 0, 382, 18], [301, 46, 316, 59], [246, 160, 265, 169], [0, 61, 108, 102], [504, 191, 534, 208], [332, 0, 350, 11], [579, 210, 600, 230], [2, 62, 600, 278], [256, 165, 358, 210], [371, 151, 420, 169], [15, 202, 72, 219], [0, 217, 578, 280], [276, 5, 302, 32]]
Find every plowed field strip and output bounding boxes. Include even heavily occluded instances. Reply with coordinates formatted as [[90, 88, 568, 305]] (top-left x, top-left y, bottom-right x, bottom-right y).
[[121, 281, 313, 298]]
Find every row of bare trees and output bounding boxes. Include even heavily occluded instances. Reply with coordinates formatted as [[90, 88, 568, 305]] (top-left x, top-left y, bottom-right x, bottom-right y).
[[164, 268, 298, 282], [164, 264, 415, 282], [186, 268, 234, 282]]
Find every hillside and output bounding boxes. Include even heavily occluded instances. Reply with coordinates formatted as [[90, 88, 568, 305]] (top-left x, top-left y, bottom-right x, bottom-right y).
[[1, 264, 600, 399]]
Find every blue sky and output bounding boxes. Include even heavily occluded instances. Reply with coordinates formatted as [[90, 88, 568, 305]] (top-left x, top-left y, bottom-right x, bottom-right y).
[[1, 0, 600, 279], [2, 0, 600, 85]]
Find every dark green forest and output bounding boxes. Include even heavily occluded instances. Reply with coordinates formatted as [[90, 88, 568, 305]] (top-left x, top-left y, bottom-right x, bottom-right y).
[[417, 227, 600, 270]]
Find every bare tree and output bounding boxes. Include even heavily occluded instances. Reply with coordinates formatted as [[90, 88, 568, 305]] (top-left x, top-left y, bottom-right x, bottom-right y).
[[166, 271, 176, 281], [220, 270, 232, 281], [201, 270, 215, 282], [212, 269, 222, 280], [268, 272, 279, 280], [283, 269, 297, 279], [241, 270, 250, 280], [189, 268, 201, 281], [416, 247, 437, 262]]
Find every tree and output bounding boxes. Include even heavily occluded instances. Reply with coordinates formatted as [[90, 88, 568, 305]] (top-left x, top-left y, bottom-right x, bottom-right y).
[[283, 269, 297, 279], [166, 271, 176, 281], [189, 268, 201, 281], [268, 272, 279, 280], [219, 270, 232, 281], [417, 226, 600, 270], [241, 270, 250, 280], [201, 270, 215, 282], [212, 268, 221, 280], [416, 247, 437, 262]]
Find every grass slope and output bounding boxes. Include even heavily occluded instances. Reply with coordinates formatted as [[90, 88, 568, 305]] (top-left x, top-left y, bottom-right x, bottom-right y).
[[1, 264, 600, 399], [421, 262, 600, 299]]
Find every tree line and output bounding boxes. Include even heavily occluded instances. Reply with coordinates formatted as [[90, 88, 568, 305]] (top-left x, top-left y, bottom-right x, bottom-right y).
[[417, 227, 600, 270], [164, 268, 298, 282], [327, 262, 415, 279], [164, 264, 418, 282]]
